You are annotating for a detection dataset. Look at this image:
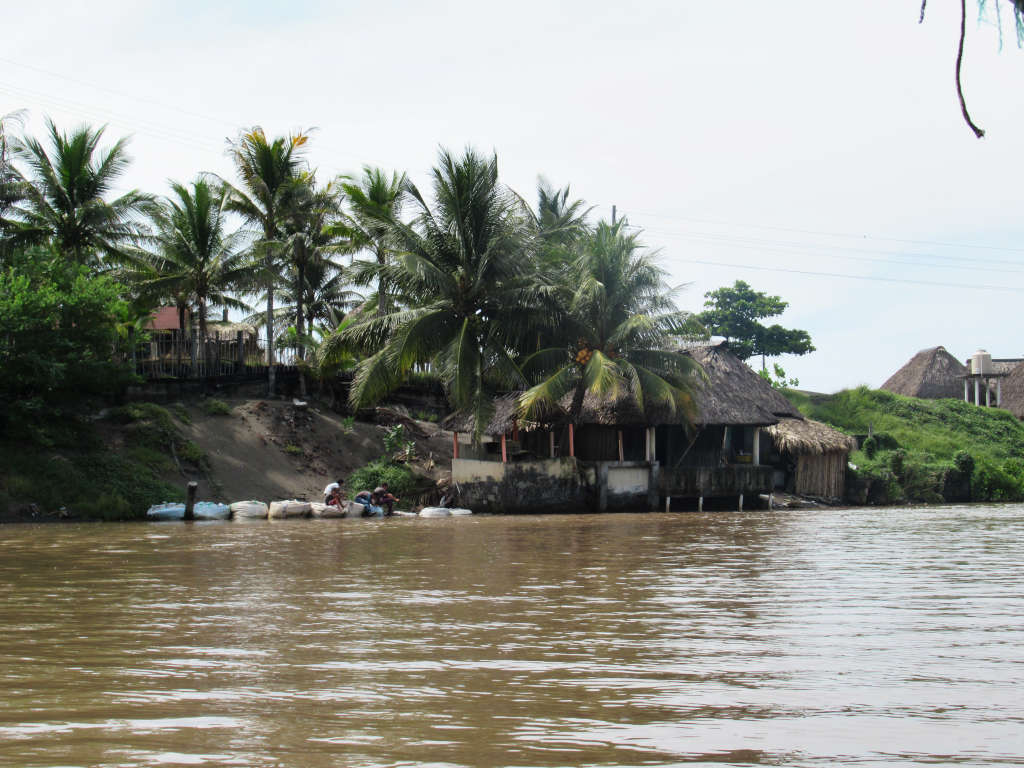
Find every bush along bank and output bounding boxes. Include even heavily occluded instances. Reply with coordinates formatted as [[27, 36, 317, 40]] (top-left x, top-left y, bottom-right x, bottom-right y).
[[0, 402, 202, 522], [787, 387, 1024, 504]]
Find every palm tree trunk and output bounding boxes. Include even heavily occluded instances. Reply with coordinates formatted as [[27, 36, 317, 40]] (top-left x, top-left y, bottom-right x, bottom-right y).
[[295, 240, 306, 361], [376, 244, 388, 316], [198, 298, 208, 391], [265, 240, 276, 397]]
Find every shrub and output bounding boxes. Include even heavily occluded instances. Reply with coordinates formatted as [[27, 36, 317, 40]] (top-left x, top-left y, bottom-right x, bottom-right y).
[[284, 444, 303, 456], [340, 415, 355, 434], [954, 450, 975, 476], [178, 440, 207, 467], [889, 448, 907, 479], [862, 435, 877, 459], [972, 459, 1022, 502], [168, 403, 192, 424], [348, 460, 419, 498], [202, 398, 232, 416], [76, 492, 133, 521], [383, 424, 405, 455]]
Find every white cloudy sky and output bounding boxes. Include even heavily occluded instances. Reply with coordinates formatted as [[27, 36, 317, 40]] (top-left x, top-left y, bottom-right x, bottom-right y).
[[3, 1, 1022, 392]]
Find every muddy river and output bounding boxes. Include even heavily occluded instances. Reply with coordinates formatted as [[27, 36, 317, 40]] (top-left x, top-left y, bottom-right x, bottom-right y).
[[1, 505, 1022, 766]]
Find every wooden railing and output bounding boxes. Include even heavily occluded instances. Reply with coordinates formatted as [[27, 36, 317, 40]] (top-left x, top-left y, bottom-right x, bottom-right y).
[[660, 464, 773, 498]]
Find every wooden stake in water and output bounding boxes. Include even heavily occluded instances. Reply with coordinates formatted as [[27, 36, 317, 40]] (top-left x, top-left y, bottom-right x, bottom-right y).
[[184, 481, 197, 521]]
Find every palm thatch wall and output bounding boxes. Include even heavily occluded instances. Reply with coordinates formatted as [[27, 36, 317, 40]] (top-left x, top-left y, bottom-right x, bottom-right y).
[[1000, 361, 1024, 419], [881, 346, 966, 399], [766, 417, 857, 498]]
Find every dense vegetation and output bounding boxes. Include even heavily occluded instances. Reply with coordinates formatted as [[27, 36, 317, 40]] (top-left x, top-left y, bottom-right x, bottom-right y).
[[789, 387, 1024, 503], [0, 111, 708, 516]]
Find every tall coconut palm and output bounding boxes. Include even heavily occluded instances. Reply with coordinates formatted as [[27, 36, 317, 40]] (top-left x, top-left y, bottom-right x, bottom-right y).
[[14, 118, 155, 266], [335, 166, 407, 315], [519, 219, 703, 427], [277, 174, 343, 361], [0, 110, 27, 255], [135, 179, 254, 377], [222, 126, 311, 395], [323, 147, 541, 438]]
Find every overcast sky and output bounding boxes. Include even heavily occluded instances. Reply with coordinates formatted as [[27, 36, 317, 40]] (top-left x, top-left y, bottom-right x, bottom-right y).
[[3, 1, 1022, 392]]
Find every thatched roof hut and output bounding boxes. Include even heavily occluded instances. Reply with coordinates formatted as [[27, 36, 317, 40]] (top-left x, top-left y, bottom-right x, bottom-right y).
[[1000, 361, 1024, 419], [765, 417, 857, 455], [765, 417, 857, 499], [881, 346, 966, 399], [685, 345, 802, 426], [441, 393, 529, 436]]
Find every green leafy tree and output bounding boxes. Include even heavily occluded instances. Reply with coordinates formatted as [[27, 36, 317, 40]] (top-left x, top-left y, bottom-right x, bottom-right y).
[[134, 179, 254, 370], [323, 147, 540, 438], [222, 126, 311, 395], [519, 219, 703, 426], [335, 166, 407, 316], [13, 118, 155, 266], [696, 280, 814, 369], [0, 248, 133, 433]]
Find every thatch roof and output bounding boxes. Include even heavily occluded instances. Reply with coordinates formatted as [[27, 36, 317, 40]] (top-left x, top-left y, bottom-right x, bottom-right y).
[[766, 417, 857, 456], [881, 346, 966, 399], [1000, 361, 1024, 419], [442, 344, 804, 435], [442, 393, 531, 435], [685, 345, 802, 426]]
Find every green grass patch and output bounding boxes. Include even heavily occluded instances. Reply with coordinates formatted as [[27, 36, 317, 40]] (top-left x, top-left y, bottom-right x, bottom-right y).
[[786, 386, 1024, 503], [201, 398, 232, 416], [347, 460, 428, 499]]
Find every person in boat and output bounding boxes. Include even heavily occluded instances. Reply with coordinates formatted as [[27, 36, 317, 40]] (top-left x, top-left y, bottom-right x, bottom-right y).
[[373, 483, 399, 516], [322, 477, 344, 504]]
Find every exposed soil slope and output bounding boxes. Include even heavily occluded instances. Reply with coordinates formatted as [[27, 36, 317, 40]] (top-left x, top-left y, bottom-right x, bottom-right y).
[[179, 398, 454, 504]]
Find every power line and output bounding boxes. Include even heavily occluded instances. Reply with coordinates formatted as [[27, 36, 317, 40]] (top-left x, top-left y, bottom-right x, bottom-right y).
[[622, 206, 1024, 254], [674, 257, 1024, 293]]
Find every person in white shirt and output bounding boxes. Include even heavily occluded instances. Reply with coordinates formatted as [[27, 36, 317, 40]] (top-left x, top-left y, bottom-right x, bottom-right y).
[[322, 478, 344, 504]]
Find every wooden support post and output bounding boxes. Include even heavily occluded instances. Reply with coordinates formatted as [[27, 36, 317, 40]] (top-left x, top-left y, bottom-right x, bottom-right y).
[[964, 378, 969, 402], [512, 420, 519, 441], [568, 424, 575, 458], [974, 378, 980, 405], [184, 481, 198, 521], [986, 379, 991, 407], [738, 493, 744, 512], [598, 463, 609, 511], [665, 496, 670, 513], [698, 495, 703, 513], [753, 426, 761, 465], [998, 379, 1002, 407], [549, 430, 555, 458], [501, 434, 507, 463], [769, 493, 774, 511], [452, 432, 459, 459], [617, 430, 624, 462]]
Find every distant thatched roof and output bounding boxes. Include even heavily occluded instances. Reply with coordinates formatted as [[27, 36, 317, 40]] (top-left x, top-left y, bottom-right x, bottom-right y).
[[1000, 361, 1024, 419], [766, 417, 857, 456], [881, 346, 966, 399], [685, 345, 802, 426]]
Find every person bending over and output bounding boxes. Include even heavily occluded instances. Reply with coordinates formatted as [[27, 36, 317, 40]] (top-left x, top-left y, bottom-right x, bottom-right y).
[[373, 483, 399, 516]]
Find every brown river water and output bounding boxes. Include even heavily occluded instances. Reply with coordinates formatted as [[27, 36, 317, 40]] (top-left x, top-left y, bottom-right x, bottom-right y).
[[1, 505, 1022, 767]]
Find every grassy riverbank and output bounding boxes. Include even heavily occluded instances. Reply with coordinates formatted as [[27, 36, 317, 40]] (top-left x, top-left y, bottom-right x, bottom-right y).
[[787, 387, 1024, 503]]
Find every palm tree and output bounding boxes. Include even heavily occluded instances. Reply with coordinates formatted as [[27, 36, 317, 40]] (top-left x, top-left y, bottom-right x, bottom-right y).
[[519, 219, 703, 428], [335, 166, 407, 315], [277, 175, 343, 361], [135, 179, 254, 377], [14, 118, 155, 266], [0, 110, 27, 255], [222, 126, 311, 395], [323, 147, 541, 438], [535, 178, 591, 247]]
